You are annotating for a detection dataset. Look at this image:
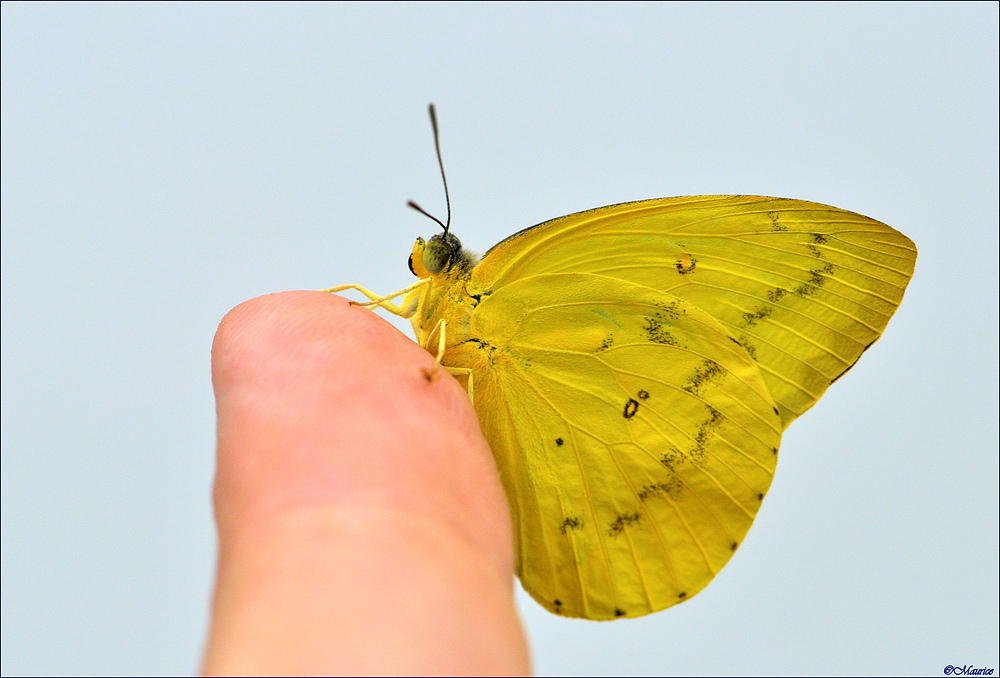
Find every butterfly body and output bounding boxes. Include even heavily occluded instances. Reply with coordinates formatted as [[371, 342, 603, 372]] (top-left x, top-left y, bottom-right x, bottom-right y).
[[333, 194, 916, 620]]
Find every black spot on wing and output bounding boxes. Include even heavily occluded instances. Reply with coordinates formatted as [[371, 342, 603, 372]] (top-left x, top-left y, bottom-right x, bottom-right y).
[[741, 305, 773, 328], [559, 516, 583, 534], [730, 541, 738, 551], [691, 406, 724, 461], [614, 608, 627, 617], [658, 300, 683, 320], [767, 287, 789, 303], [742, 261, 838, 328], [792, 262, 836, 297], [623, 398, 640, 419], [596, 336, 614, 353], [805, 234, 829, 258], [608, 512, 641, 536], [637, 389, 650, 400], [643, 315, 678, 345], [768, 211, 787, 231], [659, 445, 683, 470], [677, 591, 687, 599], [637, 479, 682, 501], [555, 437, 564, 446], [682, 359, 725, 396]]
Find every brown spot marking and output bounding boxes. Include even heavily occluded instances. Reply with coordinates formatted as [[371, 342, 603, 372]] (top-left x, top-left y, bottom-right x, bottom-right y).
[[675, 254, 697, 274], [637, 389, 650, 400], [596, 336, 613, 353], [555, 437, 564, 446], [615, 608, 627, 617], [730, 541, 738, 551], [623, 398, 640, 419], [811, 232, 829, 245], [768, 211, 787, 231], [608, 512, 641, 536]]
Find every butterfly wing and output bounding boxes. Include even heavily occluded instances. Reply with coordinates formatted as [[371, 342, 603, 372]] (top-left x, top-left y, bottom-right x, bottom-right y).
[[447, 273, 782, 619], [474, 196, 917, 428]]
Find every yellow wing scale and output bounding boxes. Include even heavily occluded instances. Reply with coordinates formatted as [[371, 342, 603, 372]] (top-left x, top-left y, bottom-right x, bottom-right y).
[[331, 195, 917, 620]]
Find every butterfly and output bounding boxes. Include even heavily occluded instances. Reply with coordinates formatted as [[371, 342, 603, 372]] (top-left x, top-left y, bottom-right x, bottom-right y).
[[326, 106, 917, 620]]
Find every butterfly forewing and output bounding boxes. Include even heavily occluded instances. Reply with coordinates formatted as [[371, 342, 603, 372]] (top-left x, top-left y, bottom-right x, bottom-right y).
[[448, 273, 782, 619], [476, 196, 917, 428]]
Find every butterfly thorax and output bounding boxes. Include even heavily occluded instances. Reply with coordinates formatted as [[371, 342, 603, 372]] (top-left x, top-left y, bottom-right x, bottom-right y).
[[405, 232, 485, 360]]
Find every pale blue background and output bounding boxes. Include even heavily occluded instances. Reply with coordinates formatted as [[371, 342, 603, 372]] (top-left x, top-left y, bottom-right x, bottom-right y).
[[3, 3, 998, 675]]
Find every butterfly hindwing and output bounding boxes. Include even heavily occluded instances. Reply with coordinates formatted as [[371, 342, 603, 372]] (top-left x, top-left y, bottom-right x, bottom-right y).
[[447, 273, 782, 619]]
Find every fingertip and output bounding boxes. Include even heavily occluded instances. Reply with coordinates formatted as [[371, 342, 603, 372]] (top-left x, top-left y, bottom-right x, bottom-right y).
[[205, 290, 526, 675], [210, 290, 509, 559], [212, 291, 386, 393]]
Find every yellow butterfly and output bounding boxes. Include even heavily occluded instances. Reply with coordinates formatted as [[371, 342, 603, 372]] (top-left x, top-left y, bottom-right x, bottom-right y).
[[327, 106, 917, 620]]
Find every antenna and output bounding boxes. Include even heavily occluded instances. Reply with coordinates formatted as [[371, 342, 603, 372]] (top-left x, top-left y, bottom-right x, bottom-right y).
[[428, 104, 451, 234], [406, 104, 453, 234], [406, 200, 446, 231]]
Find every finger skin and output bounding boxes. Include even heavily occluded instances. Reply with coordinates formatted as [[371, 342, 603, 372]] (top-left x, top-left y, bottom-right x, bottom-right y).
[[202, 291, 530, 675]]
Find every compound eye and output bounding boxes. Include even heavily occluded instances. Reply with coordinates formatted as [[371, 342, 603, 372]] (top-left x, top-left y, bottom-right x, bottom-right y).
[[422, 240, 452, 274]]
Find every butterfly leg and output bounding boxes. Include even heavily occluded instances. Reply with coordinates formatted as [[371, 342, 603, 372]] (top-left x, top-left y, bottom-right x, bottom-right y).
[[445, 366, 474, 404], [417, 318, 475, 401], [322, 280, 428, 318], [422, 317, 447, 372]]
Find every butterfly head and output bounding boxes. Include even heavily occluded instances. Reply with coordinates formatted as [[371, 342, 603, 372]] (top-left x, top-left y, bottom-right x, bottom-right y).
[[408, 232, 480, 278]]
